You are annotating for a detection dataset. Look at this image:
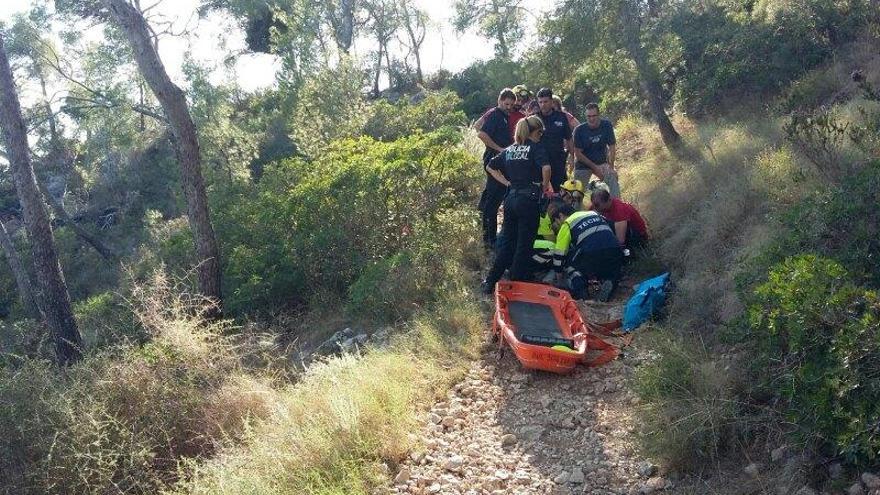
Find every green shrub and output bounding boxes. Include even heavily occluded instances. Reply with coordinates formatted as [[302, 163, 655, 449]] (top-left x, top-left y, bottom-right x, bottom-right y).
[[778, 68, 841, 113], [783, 109, 852, 176], [347, 209, 480, 321], [747, 254, 880, 464], [363, 91, 468, 142], [445, 58, 526, 118], [573, 46, 643, 118], [289, 57, 368, 158], [213, 128, 481, 315], [74, 291, 142, 350], [668, 0, 867, 115], [740, 161, 880, 291]]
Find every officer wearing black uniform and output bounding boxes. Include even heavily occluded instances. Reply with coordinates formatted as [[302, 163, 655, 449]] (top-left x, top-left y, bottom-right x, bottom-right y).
[[481, 115, 552, 295], [535, 88, 573, 190], [476, 88, 516, 251]]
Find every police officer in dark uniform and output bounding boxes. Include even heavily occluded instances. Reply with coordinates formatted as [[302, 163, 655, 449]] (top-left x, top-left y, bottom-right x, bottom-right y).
[[475, 88, 516, 251], [481, 115, 552, 295], [535, 88, 573, 191]]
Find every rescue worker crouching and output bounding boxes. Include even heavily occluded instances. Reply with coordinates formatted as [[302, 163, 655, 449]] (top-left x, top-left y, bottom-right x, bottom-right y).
[[549, 204, 624, 302], [532, 198, 565, 282], [480, 115, 553, 295], [590, 188, 650, 253]]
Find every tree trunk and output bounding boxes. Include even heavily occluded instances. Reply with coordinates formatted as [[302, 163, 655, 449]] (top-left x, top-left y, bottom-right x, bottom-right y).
[[0, 219, 42, 320], [373, 42, 384, 96], [0, 38, 82, 365], [401, 1, 425, 84], [412, 45, 424, 85], [105, 0, 223, 316], [37, 72, 57, 141], [335, 0, 356, 53], [619, 4, 681, 149], [494, 1, 511, 59], [384, 44, 393, 88]]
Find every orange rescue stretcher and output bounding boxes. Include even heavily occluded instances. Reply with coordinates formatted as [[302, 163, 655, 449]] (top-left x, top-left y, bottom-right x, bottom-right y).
[[492, 281, 620, 374]]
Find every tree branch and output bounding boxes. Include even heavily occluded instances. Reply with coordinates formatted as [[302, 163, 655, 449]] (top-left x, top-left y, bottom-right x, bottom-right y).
[[63, 95, 167, 122]]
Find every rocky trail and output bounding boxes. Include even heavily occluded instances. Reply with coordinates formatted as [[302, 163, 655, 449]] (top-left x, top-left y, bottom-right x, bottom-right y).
[[383, 280, 673, 495]]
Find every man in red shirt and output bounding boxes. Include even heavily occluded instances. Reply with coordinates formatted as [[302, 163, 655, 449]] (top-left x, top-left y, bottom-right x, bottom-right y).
[[509, 84, 531, 134], [590, 189, 649, 249]]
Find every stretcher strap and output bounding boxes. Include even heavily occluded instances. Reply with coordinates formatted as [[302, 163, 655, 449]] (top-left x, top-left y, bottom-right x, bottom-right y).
[[582, 334, 620, 367], [585, 319, 622, 336]]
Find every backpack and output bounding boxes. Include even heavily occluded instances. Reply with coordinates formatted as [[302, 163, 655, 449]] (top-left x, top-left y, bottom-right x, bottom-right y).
[[622, 273, 670, 332]]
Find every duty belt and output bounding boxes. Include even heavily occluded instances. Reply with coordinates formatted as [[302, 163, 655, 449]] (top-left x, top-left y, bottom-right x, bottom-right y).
[[509, 184, 540, 194]]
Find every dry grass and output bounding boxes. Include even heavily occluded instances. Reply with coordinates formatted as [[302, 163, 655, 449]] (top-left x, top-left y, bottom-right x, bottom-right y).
[[634, 333, 744, 470], [619, 114, 819, 332], [0, 269, 488, 495], [171, 296, 484, 495], [0, 270, 277, 494]]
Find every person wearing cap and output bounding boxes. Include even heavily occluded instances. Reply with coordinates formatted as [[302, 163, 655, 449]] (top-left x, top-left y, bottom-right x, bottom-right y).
[[480, 115, 552, 295], [536, 88, 573, 191], [475, 88, 516, 251], [559, 179, 587, 210], [590, 188, 649, 250], [549, 203, 623, 302], [573, 102, 620, 198], [510, 85, 531, 134]]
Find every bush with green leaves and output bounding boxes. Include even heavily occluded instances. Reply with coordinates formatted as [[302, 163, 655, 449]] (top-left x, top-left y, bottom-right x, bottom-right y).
[[747, 254, 880, 464], [783, 110, 852, 175], [289, 57, 369, 158], [445, 58, 526, 118], [667, 0, 867, 115], [347, 209, 480, 322], [572, 46, 644, 118], [363, 91, 467, 142], [213, 128, 481, 316], [739, 161, 880, 291]]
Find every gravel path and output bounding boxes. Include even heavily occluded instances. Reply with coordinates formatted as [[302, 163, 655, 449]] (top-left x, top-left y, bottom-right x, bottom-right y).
[[383, 283, 672, 495]]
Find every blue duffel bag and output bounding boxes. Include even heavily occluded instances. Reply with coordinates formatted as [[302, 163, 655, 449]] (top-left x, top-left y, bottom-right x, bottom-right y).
[[622, 273, 670, 332]]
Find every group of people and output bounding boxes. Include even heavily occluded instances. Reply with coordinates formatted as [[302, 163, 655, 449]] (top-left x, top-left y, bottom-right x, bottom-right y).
[[475, 85, 648, 302]]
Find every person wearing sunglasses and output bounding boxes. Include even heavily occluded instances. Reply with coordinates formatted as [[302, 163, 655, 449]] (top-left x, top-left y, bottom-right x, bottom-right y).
[[510, 84, 531, 131], [480, 115, 552, 295], [573, 102, 620, 198]]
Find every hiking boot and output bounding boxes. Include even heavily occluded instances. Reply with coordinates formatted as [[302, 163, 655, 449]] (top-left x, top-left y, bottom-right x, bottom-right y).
[[570, 287, 588, 300], [598, 279, 614, 302]]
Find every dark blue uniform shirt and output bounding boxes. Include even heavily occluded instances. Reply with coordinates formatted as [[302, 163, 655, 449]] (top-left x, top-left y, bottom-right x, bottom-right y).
[[480, 107, 513, 165], [537, 110, 572, 167], [573, 119, 616, 168], [488, 139, 549, 188]]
